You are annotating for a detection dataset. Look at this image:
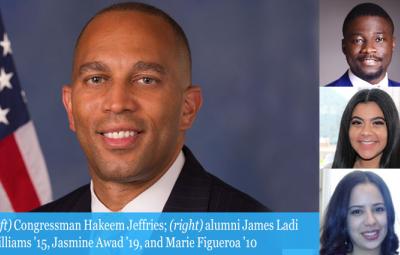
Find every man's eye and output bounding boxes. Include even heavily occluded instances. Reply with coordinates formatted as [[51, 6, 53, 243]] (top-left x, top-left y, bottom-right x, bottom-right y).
[[353, 38, 364, 44], [86, 76, 106, 85], [376, 37, 384, 43], [138, 77, 157, 85]]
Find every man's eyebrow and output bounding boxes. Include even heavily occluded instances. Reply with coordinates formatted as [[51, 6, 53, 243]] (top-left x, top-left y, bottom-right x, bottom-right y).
[[78, 61, 110, 75], [77, 61, 166, 75], [349, 31, 385, 36], [133, 61, 166, 74], [348, 32, 365, 36]]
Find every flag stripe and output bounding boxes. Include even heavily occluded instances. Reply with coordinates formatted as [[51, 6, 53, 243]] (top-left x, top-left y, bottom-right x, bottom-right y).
[[0, 133, 40, 211], [0, 182, 12, 211], [14, 121, 51, 204]]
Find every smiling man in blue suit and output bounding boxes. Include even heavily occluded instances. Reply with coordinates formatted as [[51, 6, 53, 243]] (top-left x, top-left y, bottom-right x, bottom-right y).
[[326, 3, 400, 88], [33, 2, 267, 213]]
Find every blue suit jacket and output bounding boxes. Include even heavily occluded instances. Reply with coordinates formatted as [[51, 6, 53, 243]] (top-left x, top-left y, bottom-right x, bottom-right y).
[[325, 72, 400, 87]]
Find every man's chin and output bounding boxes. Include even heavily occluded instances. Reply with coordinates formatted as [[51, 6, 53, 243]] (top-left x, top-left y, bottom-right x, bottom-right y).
[[93, 166, 155, 184], [354, 68, 384, 83]]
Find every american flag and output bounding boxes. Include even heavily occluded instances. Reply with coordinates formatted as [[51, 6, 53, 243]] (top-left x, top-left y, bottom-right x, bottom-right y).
[[0, 12, 51, 211]]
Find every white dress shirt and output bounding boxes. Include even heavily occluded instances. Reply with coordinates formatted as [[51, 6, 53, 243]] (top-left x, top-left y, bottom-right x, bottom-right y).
[[91, 151, 185, 212], [348, 69, 389, 89]]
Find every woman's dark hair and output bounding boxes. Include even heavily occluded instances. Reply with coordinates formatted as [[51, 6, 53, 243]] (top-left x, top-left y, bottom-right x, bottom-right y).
[[320, 171, 398, 255], [332, 89, 400, 168]]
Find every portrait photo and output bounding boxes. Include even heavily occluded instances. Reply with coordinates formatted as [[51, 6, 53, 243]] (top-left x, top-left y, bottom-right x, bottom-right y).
[[320, 169, 400, 254], [320, 0, 400, 86], [0, 0, 318, 212], [320, 87, 400, 168]]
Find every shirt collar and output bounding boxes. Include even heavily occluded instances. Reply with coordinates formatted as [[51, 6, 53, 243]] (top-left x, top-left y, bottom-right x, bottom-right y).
[[91, 150, 185, 212], [348, 69, 389, 89]]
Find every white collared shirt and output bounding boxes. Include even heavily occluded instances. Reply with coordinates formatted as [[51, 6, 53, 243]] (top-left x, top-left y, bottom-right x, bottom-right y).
[[91, 151, 185, 212], [348, 69, 389, 89]]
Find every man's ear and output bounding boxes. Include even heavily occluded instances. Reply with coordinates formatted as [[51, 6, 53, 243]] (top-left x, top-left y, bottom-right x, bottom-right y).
[[180, 85, 202, 131], [393, 36, 396, 50], [62, 85, 76, 132], [341, 38, 346, 55]]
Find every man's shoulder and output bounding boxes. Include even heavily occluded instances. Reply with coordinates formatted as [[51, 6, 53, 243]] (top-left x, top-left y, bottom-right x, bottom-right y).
[[164, 146, 269, 212], [205, 171, 269, 212], [32, 184, 91, 212], [325, 72, 352, 87]]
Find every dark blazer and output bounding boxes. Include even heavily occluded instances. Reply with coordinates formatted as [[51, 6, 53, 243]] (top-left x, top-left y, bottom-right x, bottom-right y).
[[325, 72, 400, 87], [33, 146, 268, 212]]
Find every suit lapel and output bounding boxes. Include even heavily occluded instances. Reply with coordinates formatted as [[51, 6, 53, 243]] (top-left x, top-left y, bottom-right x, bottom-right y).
[[389, 79, 400, 87], [337, 72, 352, 86], [325, 72, 352, 87], [73, 186, 91, 212], [162, 146, 211, 212]]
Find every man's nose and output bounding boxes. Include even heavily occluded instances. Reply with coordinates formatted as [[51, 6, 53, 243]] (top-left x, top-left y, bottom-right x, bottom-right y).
[[102, 82, 137, 113], [361, 40, 377, 54]]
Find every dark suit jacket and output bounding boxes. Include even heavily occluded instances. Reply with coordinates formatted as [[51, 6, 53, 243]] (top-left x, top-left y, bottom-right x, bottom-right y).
[[325, 72, 400, 87], [33, 146, 268, 212]]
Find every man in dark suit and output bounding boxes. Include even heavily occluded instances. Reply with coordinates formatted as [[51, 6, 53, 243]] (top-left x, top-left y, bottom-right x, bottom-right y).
[[326, 3, 400, 87], [34, 2, 267, 212]]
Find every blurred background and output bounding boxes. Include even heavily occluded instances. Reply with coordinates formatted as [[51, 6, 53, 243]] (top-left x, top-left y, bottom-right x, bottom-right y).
[[0, 0, 318, 211]]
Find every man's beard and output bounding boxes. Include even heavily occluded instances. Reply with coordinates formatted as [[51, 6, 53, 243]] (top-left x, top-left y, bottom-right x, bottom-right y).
[[357, 67, 384, 83], [354, 54, 384, 83]]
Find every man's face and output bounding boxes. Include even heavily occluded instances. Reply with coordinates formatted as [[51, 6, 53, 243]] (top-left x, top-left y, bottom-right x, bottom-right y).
[[342, 16, 395, 84], [63, 11, 201, 184]]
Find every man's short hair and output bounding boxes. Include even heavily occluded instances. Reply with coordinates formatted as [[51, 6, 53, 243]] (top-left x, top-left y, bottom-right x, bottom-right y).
[[76, 2, 192, 69], [342, 2, 394, 36]]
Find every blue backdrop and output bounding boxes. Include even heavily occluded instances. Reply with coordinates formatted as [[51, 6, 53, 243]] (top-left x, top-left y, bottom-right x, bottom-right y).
[[0, 0, 318, 211]]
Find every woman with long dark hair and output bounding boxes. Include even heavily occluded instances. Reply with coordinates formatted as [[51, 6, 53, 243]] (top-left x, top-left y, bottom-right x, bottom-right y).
[[332, 89, 400, 168], [321, 171, 398, 255]]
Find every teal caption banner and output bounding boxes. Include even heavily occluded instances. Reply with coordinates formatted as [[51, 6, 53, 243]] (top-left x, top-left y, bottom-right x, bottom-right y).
[[0, 213, 318, 254]]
